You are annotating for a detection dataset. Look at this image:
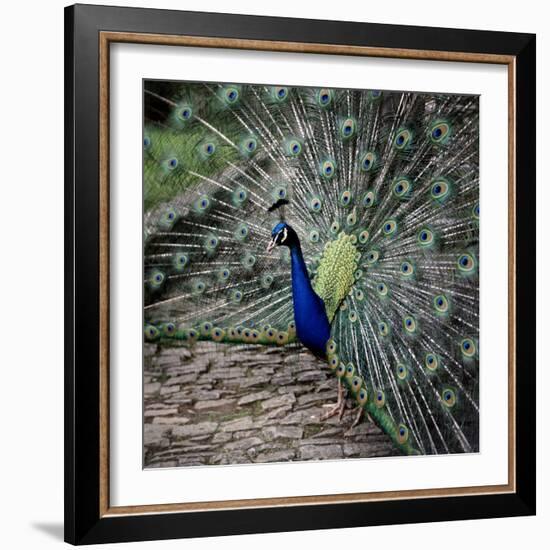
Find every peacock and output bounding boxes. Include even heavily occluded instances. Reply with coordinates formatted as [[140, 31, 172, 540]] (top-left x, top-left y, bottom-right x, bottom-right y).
[[143, 81, 479, 457]]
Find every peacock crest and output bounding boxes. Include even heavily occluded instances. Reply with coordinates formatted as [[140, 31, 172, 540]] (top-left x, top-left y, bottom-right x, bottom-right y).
[[144, 81, 479, 457]]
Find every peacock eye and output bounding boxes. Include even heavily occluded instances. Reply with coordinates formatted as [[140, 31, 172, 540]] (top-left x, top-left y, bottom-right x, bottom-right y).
[[434, 294, 449, 314], [393, 177, 411, 198], [173, 253, 188, 270], [241, 252, 257, 269], [351, 377, 362, 392], [233, 187, 247, 205], [309, 229, 320, 243], [261, 274, 274, 288], [397, 424, 409, 444], [330, 220, 340, 234], [430, 179, 451, 202], [360, 151, 377, 172], [286, 139, 302, 156], [457, 253, 476, 274], [400, 261, 414, 277], [143, 136, 151, 148], [369, 90, 382, 100], [309, 197, 322, 212], [340, 118, 356, 139], [396, 364, 408, 380], [149, 269, 165, 289], [166, 158, 178, 170], [461, 338, 476, 357], [394, 128, 412, 150], [429, 120, 451, 143], [230, 289, 243, 303], [366, 249, 380, 264], [378, 321, 389, 336], [193, 280, 206, 294], [241, 136, 257, 154], [203, 142, 216, 156], [339, 190, 352, 207], [321, 159, 336, 179], [375, 390, 386, 408], [442, 388, 456, 408], [376, 282, 388, 297], [195, 195, 211, 212], [403, 315, 417, 333], [418, 228, 434, 246], [358, 230, 369, 244], [218, 267, 230, 281], [473, 203, 480, 220], [235, 223, 249, 241], [204, 234, 219, 251], [144, 325, 159, 340], [362, 190, 376, 208], [273, 86, 288, 101], [272, 185, 288, 202], [177, 104, 193, 121], [317, 88, 333, 107], [346, 210, 357, 227], [382, 219, 397, 236], [224, 87, 239, 103], [425, 353, 439, 371]]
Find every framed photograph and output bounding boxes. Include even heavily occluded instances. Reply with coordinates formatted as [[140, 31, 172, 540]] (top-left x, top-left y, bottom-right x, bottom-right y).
[[65, 4, 536, 545]]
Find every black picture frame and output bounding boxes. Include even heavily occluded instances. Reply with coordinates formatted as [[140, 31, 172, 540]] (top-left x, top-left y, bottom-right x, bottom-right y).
[[65, 3, 536, 545]]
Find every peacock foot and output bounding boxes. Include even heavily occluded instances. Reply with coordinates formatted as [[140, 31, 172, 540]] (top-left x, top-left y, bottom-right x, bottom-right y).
[[320, 379, 346, 421], [344, 406, 364, 436]]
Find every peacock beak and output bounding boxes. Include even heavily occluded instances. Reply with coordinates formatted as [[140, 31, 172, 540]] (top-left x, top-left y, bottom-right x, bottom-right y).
[[266, 238, 276, 254]]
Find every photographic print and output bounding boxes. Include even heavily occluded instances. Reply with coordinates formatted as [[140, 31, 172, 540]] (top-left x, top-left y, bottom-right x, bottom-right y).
[[142, 81, 479, 469]]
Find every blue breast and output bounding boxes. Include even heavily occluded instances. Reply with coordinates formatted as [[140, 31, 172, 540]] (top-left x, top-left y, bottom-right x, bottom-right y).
[[289, 245, 331, 358]]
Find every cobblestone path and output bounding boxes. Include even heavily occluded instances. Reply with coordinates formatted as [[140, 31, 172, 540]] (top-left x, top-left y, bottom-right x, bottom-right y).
[[144, 341, 399, 468]]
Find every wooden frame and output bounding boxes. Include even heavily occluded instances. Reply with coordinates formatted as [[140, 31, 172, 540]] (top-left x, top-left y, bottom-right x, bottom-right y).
[[65, 3, 536, 545]]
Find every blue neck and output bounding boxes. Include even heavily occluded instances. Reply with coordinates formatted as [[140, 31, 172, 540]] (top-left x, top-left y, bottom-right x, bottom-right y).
[[288, 242, 331, 358]]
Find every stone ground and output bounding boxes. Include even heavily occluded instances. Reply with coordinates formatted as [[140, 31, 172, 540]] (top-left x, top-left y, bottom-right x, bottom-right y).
[[144, 341, 399, 468]]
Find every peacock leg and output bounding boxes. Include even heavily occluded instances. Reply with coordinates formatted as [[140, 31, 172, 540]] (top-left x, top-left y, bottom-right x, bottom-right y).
[[344, 406, 363, 436], [320, 379, 346, 421]]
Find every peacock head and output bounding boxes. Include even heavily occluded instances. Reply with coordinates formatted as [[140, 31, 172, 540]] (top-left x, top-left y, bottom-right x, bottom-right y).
[[267, 222, 298, 253]]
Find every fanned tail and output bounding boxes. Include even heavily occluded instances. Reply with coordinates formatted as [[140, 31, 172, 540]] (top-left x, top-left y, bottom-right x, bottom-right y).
[[143, 81, 479, 456]]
